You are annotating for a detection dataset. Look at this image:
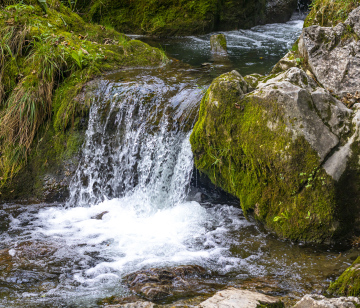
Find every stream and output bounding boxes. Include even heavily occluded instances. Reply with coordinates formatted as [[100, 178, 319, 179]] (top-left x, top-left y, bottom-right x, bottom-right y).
[[0, 16, 358, 308]]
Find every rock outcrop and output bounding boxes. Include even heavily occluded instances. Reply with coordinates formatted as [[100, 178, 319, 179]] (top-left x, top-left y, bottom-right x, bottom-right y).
[[299, 7, 360, 98], [327, 257, 360, 297], [190, 63, 360, 241], [196, 288, 283, 308], [293, 294, 360, 308]]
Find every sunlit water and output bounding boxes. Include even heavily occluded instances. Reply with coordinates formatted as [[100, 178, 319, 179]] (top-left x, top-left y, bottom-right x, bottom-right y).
[[0, 22, 358, 308]]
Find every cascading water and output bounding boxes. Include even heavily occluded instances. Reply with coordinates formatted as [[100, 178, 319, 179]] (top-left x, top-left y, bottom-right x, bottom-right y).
[[67, 69, 198, 208]]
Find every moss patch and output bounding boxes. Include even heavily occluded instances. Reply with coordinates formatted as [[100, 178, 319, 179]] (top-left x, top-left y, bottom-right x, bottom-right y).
[[84, 0, 267, 36], [328, 257, 360, 297]]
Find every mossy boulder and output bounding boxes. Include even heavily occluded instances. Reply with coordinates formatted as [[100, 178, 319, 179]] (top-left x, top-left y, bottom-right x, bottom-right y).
[[210, 34, 228, 54], [328, 257, 360, 297], [190, 67, 360, 242], [84, 0, 297, 36]]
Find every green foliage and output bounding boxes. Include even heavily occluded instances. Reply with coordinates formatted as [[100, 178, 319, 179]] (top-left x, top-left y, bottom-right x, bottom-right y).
[[0, 0, 167, 187], [304, 0, 360, 27], [327, 257, 360, 297], [83, 0, 267, 36]]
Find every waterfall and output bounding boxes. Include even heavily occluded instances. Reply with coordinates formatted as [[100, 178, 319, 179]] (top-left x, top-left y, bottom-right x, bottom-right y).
[[67, 69, 201, 208]]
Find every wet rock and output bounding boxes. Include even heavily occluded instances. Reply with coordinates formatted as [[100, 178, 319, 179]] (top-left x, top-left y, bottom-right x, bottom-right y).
[[92, 211, 109, 220], [293, 294, 360, 308], [124, 265, 206, 301], [210, 34, 227, 54], [265, 0, 298, 24], [299, 6, 360, 98], [196, 288, 284, 308], [0, 249, 13, 276]]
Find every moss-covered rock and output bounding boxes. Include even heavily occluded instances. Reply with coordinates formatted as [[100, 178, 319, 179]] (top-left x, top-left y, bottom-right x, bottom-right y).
[[83, 0, 297, 36], [190, 68, 360, 242], [0, 0, 167, 202], [328, 257, 360, 297], [210, 33, 228, 54]]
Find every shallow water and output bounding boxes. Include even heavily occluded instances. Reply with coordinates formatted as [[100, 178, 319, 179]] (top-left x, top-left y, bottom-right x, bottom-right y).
[[0, 22, 358, 308]]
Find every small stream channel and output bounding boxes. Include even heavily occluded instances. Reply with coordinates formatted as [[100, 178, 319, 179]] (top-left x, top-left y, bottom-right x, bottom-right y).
[[0, 16, 358, 308]]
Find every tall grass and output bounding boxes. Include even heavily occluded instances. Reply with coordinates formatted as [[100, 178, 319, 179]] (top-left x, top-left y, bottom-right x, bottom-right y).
[[305, 0, 360, 27]]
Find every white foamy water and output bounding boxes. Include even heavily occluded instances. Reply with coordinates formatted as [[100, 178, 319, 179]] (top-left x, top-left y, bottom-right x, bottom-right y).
[[9, 69, 254, 300]]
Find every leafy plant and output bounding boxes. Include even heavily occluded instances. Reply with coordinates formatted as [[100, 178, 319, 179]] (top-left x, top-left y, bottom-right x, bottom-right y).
[[273, 211, 289, 222], [71, 50, 84, 69]]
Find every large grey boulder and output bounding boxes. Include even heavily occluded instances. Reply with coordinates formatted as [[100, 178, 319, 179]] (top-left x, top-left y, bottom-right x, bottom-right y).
[[293, 294, 360, 308], [196, 288, 283, 308], [299, 7, 360, 98], [190, 64, 360, 241]]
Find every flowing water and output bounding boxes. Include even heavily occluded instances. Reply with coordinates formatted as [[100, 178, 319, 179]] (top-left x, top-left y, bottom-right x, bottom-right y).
[[0, 19, 358, 308], [133, 16, 304, 76]]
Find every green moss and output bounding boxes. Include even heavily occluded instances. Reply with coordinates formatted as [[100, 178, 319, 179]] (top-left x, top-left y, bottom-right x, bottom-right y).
[[190, 72, 339, 242], [304, 0, 360, 27], [0, 0, 167, 191], [328, 257, 360, 297], [83, 0, 267, 36]]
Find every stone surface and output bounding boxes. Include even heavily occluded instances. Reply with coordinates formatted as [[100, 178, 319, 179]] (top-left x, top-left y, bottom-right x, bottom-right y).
[[210, 34, 227, 54], [196, 288, 283, 308], [293, 294, 360, 308], [256, 67, 339, 162], [124, 265, 207, 301], [265, 0, 298, 24], [299, 7, 360, 98], [271, 51, 298, 74]]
